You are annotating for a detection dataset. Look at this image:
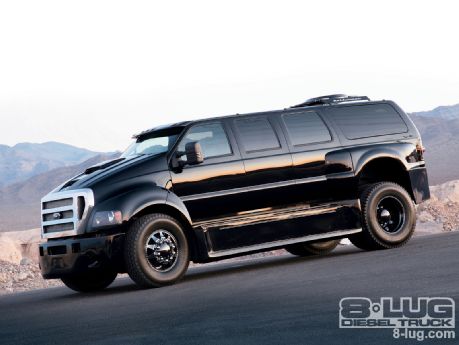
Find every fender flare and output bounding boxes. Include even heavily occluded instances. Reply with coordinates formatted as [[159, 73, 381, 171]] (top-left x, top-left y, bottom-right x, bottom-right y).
[[86, 186, 191, 232], [352, 145, 411, 176]]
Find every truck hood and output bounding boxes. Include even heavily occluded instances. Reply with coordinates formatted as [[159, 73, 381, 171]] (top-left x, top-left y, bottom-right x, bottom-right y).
[[56, 153, 169, 193]]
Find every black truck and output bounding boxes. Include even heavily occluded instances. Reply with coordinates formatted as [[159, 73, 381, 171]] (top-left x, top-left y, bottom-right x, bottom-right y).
[[39, 94, 430, 292]]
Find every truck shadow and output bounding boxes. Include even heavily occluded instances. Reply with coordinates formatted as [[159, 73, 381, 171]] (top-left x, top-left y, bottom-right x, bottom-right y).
[[185, 247, 360, 283], [50, 245, 362, 300]]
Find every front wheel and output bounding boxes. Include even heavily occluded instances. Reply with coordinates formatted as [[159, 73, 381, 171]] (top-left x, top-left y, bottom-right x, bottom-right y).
[[61, 269, 117, 292], [349, 182, 416, 250], [124, 213, 190, 288], [286, 239, 340, 256]]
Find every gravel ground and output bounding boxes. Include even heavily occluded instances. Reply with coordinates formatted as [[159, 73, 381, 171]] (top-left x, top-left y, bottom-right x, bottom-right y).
[[417, 199, 459, 231], [0, 259, 62, 294], [417, 180, 459, 233]]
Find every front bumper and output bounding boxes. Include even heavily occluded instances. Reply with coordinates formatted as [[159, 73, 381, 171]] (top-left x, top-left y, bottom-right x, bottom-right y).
[[409, 166, 430, 204], [39, 234, 125, 279]]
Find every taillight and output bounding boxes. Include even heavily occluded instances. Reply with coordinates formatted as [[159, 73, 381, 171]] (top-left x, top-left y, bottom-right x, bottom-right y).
[[416, 142, 425, 161]]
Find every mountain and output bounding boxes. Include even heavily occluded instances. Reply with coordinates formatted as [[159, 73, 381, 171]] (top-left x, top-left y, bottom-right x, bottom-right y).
[[412, 103, 459, 120], [0, 153, 119, 232], [0, 142, 99, 188], [409, 104, 459, 185]]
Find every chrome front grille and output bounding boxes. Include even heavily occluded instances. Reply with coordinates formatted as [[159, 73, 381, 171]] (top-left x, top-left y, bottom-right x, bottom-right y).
[[41, 189, 95, 239]]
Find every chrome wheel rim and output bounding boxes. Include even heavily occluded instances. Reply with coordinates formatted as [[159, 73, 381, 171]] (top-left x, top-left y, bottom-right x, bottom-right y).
[[376, 196, 405, 234], [145, 229, 178, 272]]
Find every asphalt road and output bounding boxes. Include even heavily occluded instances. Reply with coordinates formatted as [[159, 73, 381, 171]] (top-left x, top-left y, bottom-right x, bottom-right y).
[[1, 233, 458, 345]]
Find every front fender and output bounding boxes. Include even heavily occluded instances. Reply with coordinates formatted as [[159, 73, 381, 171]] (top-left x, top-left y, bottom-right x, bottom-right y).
[[86, 187, 191, 232]]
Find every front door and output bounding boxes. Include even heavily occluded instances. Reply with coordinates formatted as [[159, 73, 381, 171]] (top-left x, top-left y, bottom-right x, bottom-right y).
[[170, 120, 246, 221]]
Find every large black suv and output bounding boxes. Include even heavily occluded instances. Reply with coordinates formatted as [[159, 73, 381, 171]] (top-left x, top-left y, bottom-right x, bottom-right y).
[[39, 94, 430, 292]]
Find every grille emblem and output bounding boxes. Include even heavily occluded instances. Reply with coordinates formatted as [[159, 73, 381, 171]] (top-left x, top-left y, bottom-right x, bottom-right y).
[[52, 212, 62, 220]]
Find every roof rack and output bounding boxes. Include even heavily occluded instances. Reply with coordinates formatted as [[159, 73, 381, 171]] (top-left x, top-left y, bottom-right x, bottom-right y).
[[291, 94, 370, 108]]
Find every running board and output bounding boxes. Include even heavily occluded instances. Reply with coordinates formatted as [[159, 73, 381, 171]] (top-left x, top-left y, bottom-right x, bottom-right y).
[[207, 228, 362, 258]]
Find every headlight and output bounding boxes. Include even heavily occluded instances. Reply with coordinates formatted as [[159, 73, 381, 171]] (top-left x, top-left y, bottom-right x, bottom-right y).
[[92, 211, 123, 228]]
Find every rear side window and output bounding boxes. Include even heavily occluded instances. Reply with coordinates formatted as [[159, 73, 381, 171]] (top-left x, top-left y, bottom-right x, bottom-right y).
[[282, 112, 331, 146], [234, 117, 280, 153], [328, 104, 408, 140]]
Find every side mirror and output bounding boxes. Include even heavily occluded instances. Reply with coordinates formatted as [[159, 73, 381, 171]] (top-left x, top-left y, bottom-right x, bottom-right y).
[[185, 142, 204, 165]]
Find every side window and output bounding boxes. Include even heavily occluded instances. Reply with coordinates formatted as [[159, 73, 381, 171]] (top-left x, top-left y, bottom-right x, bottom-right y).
[[282, 112, 331, 146], [328, 104, 408, 140], [178, 122, 232, 159], [234, 117, 280, 153]]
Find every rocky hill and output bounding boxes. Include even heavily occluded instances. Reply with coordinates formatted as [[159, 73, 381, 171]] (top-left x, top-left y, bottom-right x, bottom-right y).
[[416, 180, 459, 234], [0, 229, 62, 293], [409, 103, 459, 184]]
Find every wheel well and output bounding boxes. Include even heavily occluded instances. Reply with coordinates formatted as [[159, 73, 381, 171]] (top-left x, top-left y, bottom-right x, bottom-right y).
[[358, 158, 414, 200], [130, 204, 199, 261]]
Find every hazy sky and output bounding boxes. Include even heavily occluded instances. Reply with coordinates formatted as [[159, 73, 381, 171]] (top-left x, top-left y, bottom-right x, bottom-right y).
[[1, 0, 458, 152]]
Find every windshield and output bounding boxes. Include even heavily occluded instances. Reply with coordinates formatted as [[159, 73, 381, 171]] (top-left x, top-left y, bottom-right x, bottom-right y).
[[121, 130, 182, 158]]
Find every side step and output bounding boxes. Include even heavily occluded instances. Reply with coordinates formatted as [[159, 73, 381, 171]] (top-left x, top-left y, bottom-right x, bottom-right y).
[[192, 200, 362, 258], [207, 228, 361, 258]]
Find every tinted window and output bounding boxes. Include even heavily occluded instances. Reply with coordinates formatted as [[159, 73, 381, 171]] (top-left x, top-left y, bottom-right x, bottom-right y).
[[178, 122, 232, 159], [282, 112, 331, 146], [234, 117, 280, 153], [328, 104, 408, 140]]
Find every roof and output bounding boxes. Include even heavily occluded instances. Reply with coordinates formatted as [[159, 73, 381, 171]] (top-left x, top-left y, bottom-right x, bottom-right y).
[[133, 94, 379, 138], [133, 121, 192, 138]]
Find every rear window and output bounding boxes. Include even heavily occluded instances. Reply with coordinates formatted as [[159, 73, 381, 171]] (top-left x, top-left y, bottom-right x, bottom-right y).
[[328, 104, 408, 140], [282, 111, 331, 146], [234, 117, 281, 153]]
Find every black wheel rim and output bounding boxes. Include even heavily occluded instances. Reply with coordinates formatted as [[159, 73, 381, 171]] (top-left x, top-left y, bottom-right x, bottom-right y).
[[376, 196, 406, 234], [145, 229, 179, 272]]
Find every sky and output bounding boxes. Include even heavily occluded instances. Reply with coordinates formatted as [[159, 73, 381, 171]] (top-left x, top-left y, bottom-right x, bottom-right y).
[[0, 0, 458, 152]]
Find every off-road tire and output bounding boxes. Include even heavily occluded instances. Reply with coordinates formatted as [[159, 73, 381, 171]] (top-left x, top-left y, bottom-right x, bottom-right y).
[[124, 213, 190, 288], [349, 182, 416, 250]]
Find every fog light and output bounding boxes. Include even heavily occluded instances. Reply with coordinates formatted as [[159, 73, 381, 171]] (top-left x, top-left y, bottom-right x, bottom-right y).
[[93, 211, 123, 228]]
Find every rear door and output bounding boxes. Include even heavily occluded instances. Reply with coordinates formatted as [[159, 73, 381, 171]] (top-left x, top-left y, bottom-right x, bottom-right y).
[[278, 109, 354, 203], [229, 113, 294, 212]]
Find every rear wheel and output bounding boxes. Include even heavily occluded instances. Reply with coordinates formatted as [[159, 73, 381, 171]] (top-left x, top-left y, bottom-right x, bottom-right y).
[[286, 239, 340, 256], [350, 182, 416, 250], [61, 269, 117, 292], [124, 213, 190, 288]]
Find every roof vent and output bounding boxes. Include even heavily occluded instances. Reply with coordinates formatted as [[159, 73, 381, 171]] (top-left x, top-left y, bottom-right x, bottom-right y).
[[291, 94, 370, 108]]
